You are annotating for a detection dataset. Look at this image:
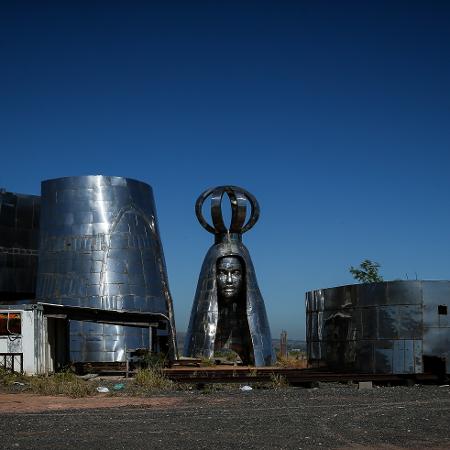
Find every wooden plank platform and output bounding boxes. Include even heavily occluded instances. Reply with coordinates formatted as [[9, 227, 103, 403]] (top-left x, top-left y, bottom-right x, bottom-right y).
[[162, 366, 441, 384], [72, 361, 443, 385]]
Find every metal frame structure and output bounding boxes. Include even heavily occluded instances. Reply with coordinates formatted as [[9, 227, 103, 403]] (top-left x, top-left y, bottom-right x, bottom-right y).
[[0, 353, 23, 373], [0, 190, 40, 301]]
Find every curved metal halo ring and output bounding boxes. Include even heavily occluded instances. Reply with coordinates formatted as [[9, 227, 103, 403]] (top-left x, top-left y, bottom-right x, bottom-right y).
[[195, 185, 260, 235]]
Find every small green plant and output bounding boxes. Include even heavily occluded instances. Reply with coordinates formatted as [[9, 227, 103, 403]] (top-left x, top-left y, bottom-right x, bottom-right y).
[[270, 373, 288, 389], [349, 259, 383, 283], [276, 354, 307, 369], [28, 371, 95, 398], [140, 351, 168, 369], [0, 367, 25, 386], [199, 357, 215, 367], [134, 367, 174, 391], [214, 349, 241, 363]]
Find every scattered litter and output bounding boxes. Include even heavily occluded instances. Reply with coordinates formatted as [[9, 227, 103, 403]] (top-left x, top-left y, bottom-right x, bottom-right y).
[[79, 373, 99, 381], [439, 385, 449, 388], [240, 385, 252, 391], [96, 386, 110, 393], [113, 383, 125, 391], [12, 382, 25, 386]]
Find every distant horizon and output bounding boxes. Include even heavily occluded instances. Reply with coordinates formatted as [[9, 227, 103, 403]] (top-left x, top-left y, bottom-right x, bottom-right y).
[[3, 178, 450, 341]]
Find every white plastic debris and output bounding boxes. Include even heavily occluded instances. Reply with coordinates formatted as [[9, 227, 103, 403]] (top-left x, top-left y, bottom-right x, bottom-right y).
[[439, 384, 449, 388], [79, 373, 99, 380], [12, 382, 25, 386], [240, 385, 252, 391], [96, 386, 110, 393]]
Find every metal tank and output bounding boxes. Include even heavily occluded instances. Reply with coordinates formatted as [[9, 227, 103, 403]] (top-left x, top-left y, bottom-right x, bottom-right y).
[[36, 176, 177, 362], [0, 190, 40, 302], [306, 280, 450, 374]]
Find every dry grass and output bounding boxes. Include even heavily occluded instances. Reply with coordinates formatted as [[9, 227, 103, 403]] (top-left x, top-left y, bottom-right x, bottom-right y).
[[0, 367, 26, 386], [199, 357, 215, 367], [1, 368, 94, 398], [28, 372, 95, 398], [276, 355, 308, 369], [133, 367, 174, 391], [269, 373, 288, 389]]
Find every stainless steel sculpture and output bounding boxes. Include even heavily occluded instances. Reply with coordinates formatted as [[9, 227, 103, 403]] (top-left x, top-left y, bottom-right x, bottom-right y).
[[184, 186, 274, 366], [36, 176, 177, 362], [306, 280, 450, 375], [0, 190, 40, 301]]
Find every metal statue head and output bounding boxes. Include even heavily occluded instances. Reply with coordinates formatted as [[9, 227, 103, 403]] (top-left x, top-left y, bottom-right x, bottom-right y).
[[217, 256, 244, 299], [184, 185, 274, 366]]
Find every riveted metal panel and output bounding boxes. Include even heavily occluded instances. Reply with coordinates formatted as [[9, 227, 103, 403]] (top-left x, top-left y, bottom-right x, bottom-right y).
[[306, 280, 450, 374], [0, 191, 40, 301], [36, 176, 177, 362]]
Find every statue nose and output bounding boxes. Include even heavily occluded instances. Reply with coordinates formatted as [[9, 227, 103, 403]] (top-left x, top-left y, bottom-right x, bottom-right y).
[[226, 272, 233, 283]]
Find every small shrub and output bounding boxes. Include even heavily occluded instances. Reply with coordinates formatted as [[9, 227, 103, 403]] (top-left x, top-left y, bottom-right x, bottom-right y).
[[270, 373, 288, 389], [28, 372, 95, 398], [199, 357, 215, 367], [276, 355, 308, 369], [134, 367, 173, 391], [213, 349, 241, 363], [140, 351, 168, 369], [1, 368, 17, 385]]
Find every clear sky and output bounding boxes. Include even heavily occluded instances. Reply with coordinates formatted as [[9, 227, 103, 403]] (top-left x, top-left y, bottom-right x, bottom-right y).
[[1, 1, 450, 339]]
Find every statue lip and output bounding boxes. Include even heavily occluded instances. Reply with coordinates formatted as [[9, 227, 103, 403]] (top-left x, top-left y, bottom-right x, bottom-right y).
[[222, 288, 239, 297]]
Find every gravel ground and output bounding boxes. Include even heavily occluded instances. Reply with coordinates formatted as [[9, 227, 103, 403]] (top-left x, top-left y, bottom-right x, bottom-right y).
[[1, 383, 450, 449]]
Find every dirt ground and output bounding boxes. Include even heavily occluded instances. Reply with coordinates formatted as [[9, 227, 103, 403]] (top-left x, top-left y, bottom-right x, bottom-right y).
[[1, 383, 449, 449], [0, 393, 183, 413]]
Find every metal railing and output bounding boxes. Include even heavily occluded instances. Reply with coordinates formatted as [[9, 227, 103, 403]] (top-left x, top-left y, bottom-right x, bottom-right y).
[[0, 353, 24, 373]]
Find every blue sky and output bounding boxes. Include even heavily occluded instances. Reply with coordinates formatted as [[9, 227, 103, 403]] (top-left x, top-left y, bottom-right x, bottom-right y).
[[1, 1, 450, 338]]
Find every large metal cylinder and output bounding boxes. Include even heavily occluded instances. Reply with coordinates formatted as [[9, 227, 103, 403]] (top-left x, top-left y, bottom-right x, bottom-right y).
[[36, 176, 176, 362]]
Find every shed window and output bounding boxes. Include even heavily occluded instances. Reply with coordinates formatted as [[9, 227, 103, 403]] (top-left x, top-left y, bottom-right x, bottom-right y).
[[438, 305, 448, 315], [0, 313, 21, 335]]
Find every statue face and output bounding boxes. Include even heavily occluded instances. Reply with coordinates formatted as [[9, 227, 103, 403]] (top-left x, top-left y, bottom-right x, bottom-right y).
[[217, 256, 243, 299]]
